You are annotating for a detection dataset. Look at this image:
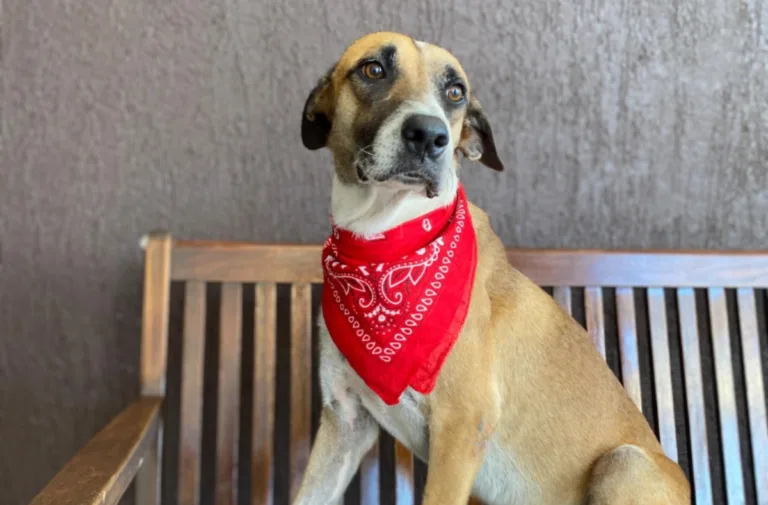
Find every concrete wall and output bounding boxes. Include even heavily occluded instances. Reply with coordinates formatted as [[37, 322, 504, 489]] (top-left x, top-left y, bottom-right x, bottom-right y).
[[0, 0, 765, 502]]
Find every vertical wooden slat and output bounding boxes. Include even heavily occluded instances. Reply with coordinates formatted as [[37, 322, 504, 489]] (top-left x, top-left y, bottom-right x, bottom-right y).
[[394, 441, 415, 505], [647, 288, 678, 461], [616, 287, 642, 408], [136, 232, 172, 505], [178, 281, 206, 505], [290, 283, 313, 502], [736, 288, 768, 504], [553, 286, 572, 315], [677, 288, 713, 505], [139, 233, 173, 394], [359, 439, 380, 505], [253, 283, 277, 505], [585, 287, 606, 358], [707, 288, 746, 504], [216, 283, 243, 505]]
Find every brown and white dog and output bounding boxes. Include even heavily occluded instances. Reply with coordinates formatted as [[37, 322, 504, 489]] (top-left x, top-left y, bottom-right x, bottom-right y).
[[295, 31, 690, 505]]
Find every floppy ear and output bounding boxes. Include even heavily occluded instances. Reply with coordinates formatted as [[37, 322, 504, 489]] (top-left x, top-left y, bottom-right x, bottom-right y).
[[301, 65, 336, 150], [457, 95, 504, 171]]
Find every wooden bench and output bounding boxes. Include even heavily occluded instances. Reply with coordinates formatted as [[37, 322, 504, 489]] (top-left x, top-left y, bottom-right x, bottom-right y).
[[30, 232, 768, 505]]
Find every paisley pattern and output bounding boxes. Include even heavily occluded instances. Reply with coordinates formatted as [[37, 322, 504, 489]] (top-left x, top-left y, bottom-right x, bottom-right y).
[[321, 185, 477, 405], [323, 201, 468, 363]]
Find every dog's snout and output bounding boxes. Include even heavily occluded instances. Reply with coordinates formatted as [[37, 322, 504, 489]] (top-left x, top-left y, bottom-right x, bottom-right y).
[[401, 115, 449, 160]]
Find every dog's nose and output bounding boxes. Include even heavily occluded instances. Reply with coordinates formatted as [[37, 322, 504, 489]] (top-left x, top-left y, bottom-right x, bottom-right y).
[[401, 115, 449, 160]]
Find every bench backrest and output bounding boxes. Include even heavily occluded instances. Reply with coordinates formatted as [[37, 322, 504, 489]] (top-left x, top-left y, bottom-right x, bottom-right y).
[[136, 233, 768, 505]]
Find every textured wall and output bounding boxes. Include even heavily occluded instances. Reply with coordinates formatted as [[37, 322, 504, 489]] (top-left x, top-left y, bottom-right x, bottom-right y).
[[0, 0, 766, 502]]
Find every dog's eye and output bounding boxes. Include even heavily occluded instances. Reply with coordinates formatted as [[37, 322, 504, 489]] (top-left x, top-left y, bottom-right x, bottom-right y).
[[361, 62, 385, 80], [446, 84, 465, 102]]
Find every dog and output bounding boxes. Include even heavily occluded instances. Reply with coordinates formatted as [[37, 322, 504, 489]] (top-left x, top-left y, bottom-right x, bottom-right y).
[[294, 31, 690, 505]]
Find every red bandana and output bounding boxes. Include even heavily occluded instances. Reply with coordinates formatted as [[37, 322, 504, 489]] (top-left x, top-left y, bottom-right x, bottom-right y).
[[322, 185, 477, 405]]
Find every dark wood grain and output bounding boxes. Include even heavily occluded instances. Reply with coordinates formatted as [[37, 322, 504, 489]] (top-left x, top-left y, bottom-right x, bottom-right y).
[[170, 242, 768, 287], [253, 283, 277, 505], [178, 281, 206, 505], [506, 250, 768, 288], [707, 288, 745, 504], [216, 283, 243, 505], [136, 232, 172, 505], [172, 243, 324, 283], [736, 288, 768, 503], [677, 288, 713, 505], [646, 288, 679, 461], [29, 397, 161, 505], [289, 283, 313, 502]]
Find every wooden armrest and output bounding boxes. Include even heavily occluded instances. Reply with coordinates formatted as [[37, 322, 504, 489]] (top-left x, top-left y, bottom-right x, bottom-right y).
[[29, 396, 162, 505]]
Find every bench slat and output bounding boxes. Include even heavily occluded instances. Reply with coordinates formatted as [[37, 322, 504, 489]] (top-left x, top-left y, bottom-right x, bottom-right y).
[[137, 233, 172, 505], [394, 441, 415, 505], [678, 288, 713, 505], [585, 287, 606, 358], [617, 288, 642, 408], [359, 438, 380, 505], [554, 286, 572, 315], [290, 284, 313, 502], [216, 283, 243, 505], [171, 243, 768, 287], [736, 288, 768, 504], [253, 283, 277, 505], [708, 288, 746, 505], [647, 288, 679, 461], [178, 281, 206, 505]]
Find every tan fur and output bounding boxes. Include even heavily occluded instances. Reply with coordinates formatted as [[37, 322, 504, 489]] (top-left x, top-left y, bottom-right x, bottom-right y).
[[429, 203, 690, 503], [294, 32, 690, 505], [305, 32, 473, 184]]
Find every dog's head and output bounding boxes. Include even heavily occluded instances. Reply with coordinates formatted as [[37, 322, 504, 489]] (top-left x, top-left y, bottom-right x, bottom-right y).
[[301, 31, 503, 199]]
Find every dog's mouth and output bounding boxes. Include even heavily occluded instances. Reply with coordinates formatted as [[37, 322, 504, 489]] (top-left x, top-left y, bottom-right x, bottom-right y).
[[356, 164, 439, 199], [394, 171, 426, 183], [392, 171, 440, 198]]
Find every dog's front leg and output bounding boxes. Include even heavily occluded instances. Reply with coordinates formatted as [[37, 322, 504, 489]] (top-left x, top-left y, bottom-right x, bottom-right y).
[[291, 400, 379, 505], [421, 400, 499, 505]]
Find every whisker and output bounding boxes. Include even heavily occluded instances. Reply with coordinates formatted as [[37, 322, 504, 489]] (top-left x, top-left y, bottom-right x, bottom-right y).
[[356, 145, 375, 157]]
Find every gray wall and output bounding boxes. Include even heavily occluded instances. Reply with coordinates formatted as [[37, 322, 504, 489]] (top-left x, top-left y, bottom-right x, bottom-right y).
[[1, 0, 766, 502]]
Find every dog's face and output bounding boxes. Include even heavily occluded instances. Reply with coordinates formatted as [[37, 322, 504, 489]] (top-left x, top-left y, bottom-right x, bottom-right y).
[[301, 32, 503, 199]]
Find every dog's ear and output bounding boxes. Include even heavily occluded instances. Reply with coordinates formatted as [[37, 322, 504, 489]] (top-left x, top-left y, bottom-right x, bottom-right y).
[[301, 65, 336, 150], [457, 95, 504, 171]]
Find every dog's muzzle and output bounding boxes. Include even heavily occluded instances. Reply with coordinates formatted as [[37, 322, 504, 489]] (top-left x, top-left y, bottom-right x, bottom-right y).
[[394, 114, 449, 197], [356, 114, 450, 198], [359, 114, 443, 198]]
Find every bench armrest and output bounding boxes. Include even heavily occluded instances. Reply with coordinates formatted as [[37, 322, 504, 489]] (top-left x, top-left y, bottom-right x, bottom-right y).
[[29, 396, 162, 505]]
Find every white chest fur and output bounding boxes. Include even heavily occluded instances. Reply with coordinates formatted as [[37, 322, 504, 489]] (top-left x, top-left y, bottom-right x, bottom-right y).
[[315, 314, 536, 505], [317, 313, 431, 460]]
